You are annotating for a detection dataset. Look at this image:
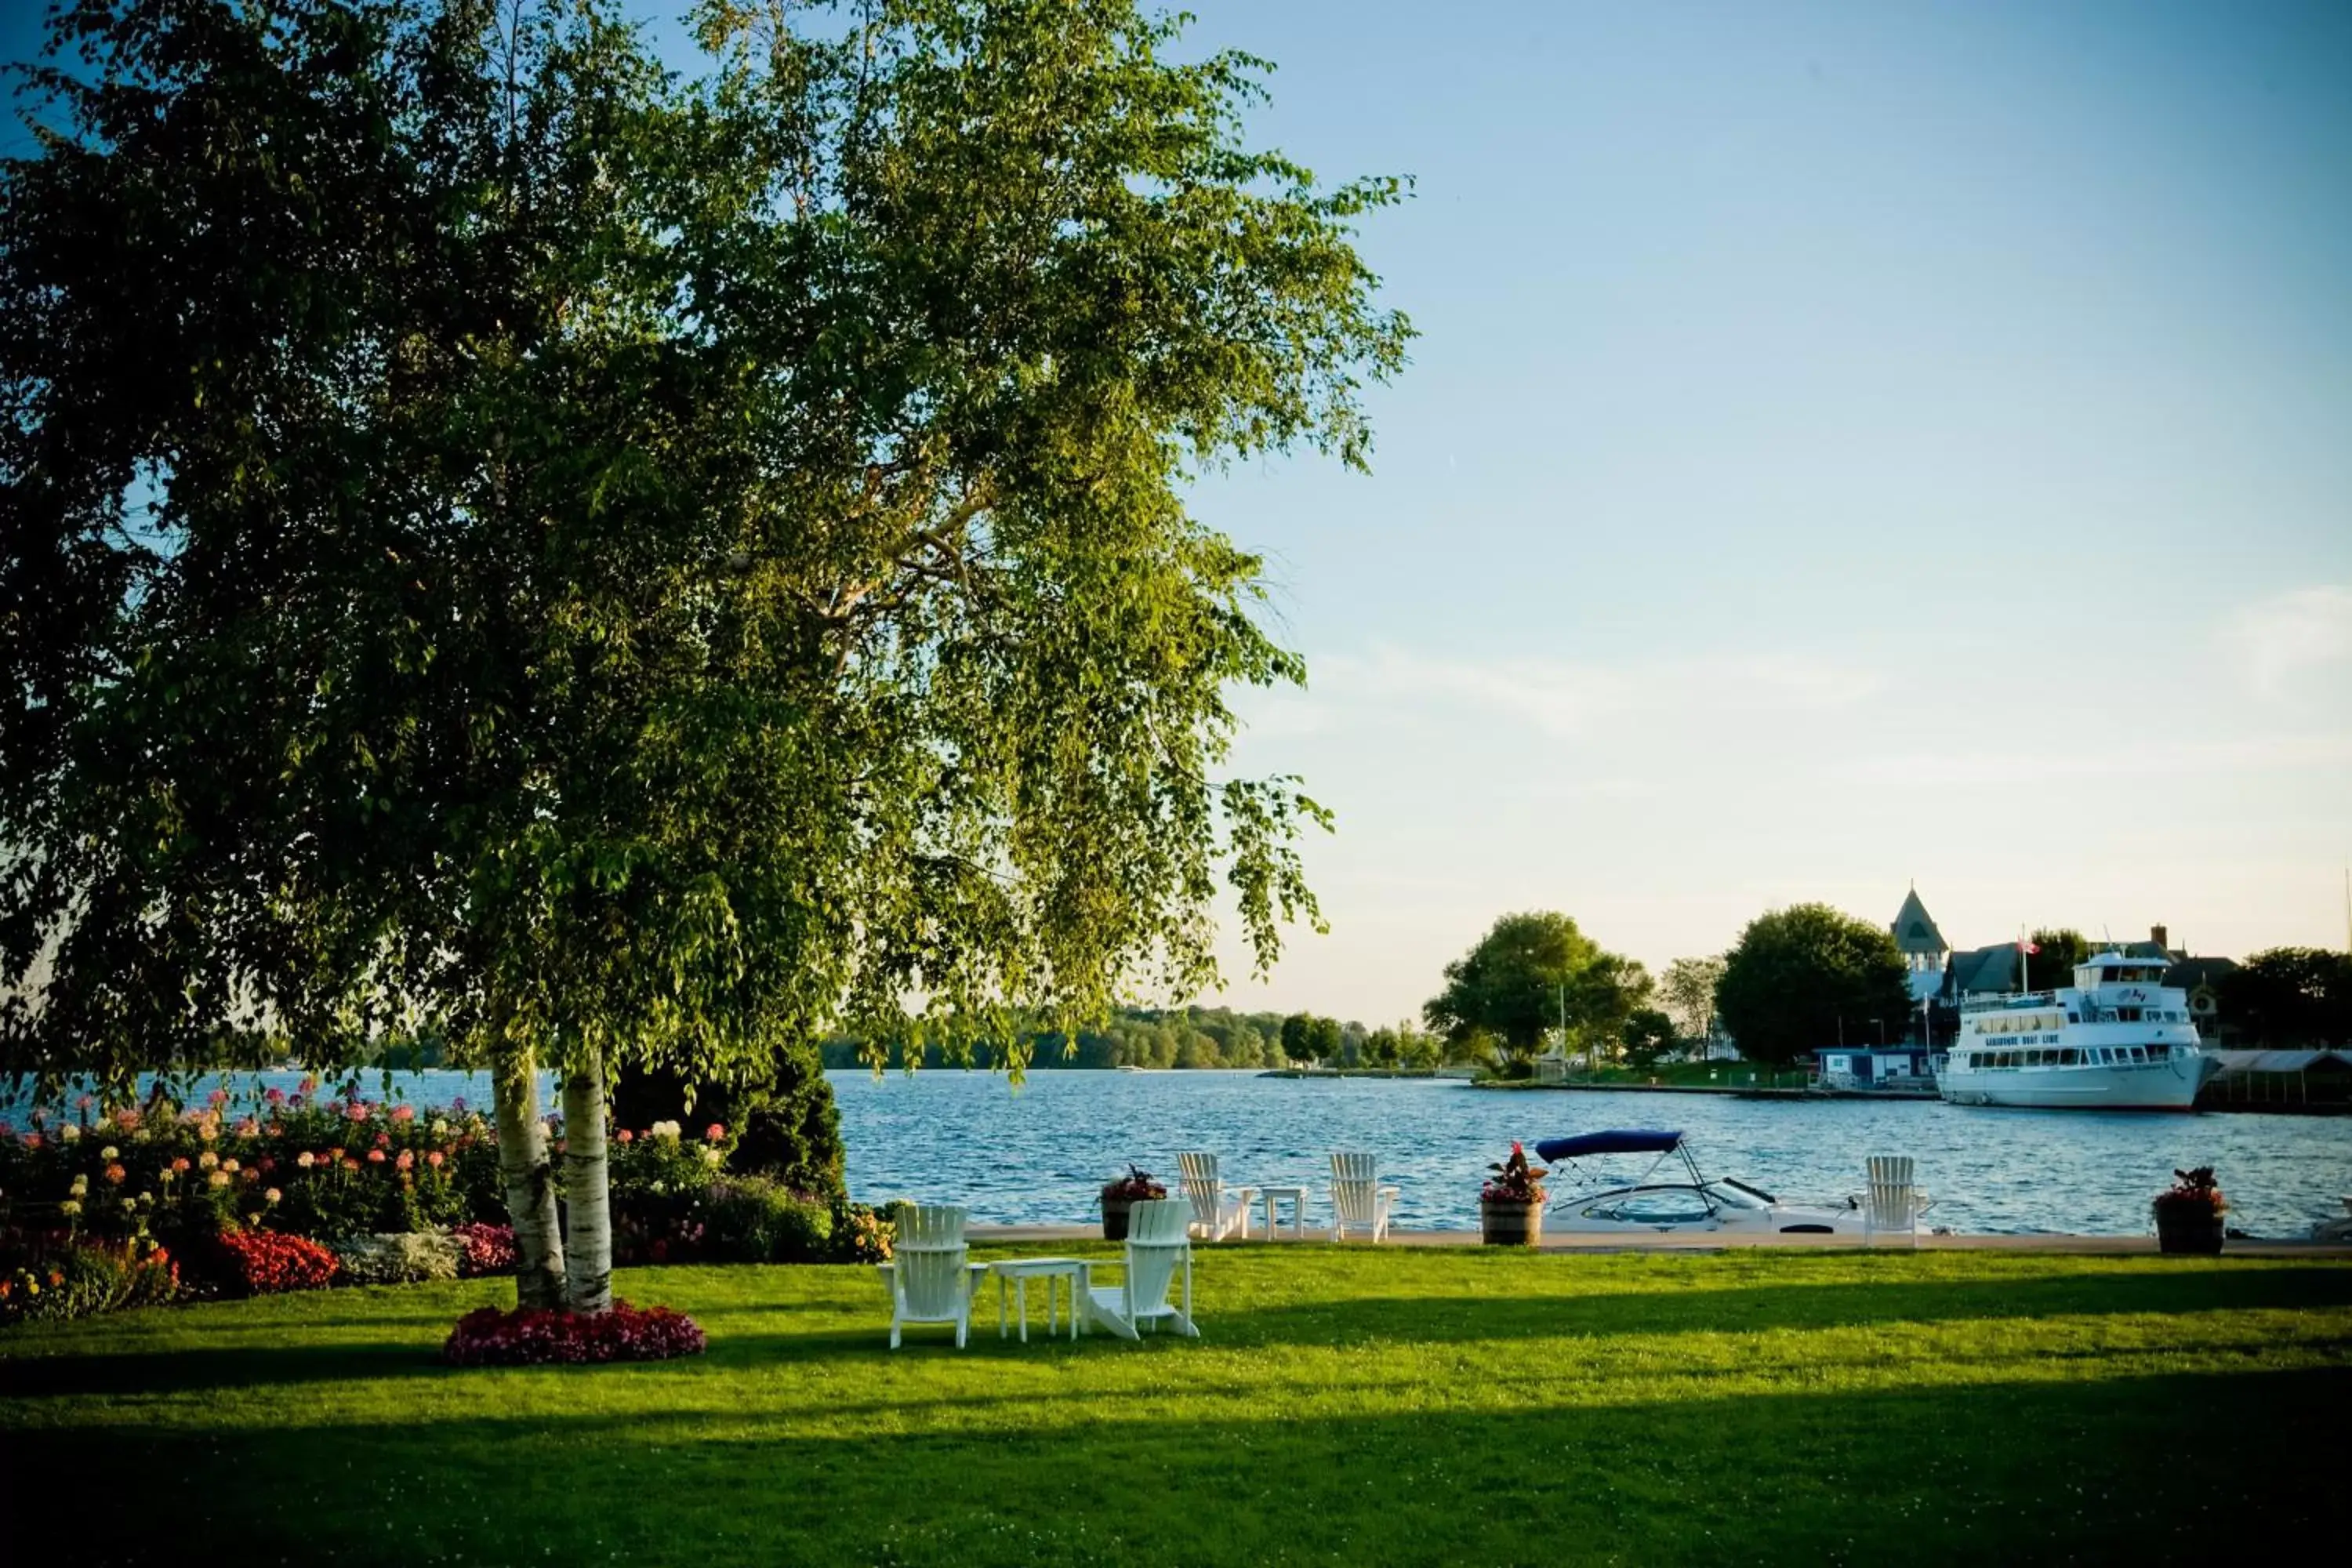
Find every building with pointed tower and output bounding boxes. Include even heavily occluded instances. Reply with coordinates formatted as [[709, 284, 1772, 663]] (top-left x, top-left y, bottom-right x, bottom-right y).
[[1890, 885, 1949, 1004]]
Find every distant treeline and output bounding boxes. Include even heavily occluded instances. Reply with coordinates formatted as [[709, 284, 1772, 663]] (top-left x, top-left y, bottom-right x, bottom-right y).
[[818, 1007, 1460, 1072]]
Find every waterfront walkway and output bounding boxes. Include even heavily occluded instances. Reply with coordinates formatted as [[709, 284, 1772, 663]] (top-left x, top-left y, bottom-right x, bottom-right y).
[[970, 1223, 2352, 1256]]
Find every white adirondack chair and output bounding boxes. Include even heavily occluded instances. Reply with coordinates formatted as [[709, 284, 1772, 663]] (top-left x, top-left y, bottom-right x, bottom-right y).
[[1327, 1152, 1401, 1243], [880, 1203, 983, 1348], [1177, 1151, 1256, 1242], [1081, 1197, 1198, 1340], [1860, 1156, 1931, 1247]]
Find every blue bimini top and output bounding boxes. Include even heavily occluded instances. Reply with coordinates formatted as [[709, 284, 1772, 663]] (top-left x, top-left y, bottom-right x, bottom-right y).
[[1534, 1130, 1686, 1163]]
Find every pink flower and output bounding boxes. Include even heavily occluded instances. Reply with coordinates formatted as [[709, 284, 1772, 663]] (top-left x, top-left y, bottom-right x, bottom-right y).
[[390, 1104, 416, 1123], [234, 1118, 260, 1137], [208, 1088, 230, 1108], [264, 1087, 287, 1105], [345, 1101, 369, 1121], [172, 1156, 191, 1172], [299, 1074, 318, 1095], [373, 1131, 390, 1149], [367, 1148, 387, 1164], [426, 1150, 444, 1168], [395, 1150, 414, 1171], [76, 1094, 93, 1112], [615, 1128, 633, 1144], [705, 1124, 725, 1142], [20, 1132, 42, 1149]]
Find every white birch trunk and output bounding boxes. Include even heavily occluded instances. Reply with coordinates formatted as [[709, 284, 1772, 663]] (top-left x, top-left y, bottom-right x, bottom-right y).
[[560, 1044, 612, 1315], [493, 1047, 566, 1310]]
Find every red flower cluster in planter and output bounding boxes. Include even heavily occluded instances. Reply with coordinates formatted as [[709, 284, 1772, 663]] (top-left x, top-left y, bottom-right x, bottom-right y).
[[216, 1229, 339, 1294], [443, 1301, 707, 1366]]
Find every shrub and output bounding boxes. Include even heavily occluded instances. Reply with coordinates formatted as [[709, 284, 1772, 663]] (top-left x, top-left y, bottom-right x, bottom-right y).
[[0, 1234, 176, 1325], [216, 1229, 339, 1294], [451, 1221, 516, 1276], [333, 1231, 463, 1284], [702, 1178, 832, 1264], [443, 1301, 706, 1366], [829, 1200, 893, 1264]]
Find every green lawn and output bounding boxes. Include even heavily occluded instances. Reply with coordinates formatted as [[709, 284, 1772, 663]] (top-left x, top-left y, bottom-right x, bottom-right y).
[[5, 1247, 2349, 1565]]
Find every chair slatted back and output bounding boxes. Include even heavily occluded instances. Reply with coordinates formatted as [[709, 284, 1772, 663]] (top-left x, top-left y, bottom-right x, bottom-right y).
[[1330, 1178, 1379, 1226], [891, 1203, 969, 1319], [1177, 1151, 1225, 1228], [1864, 1157, 1916, 1227], [1121, 1198, 1193, 1317], [1330, 1151, 1378, 1184]]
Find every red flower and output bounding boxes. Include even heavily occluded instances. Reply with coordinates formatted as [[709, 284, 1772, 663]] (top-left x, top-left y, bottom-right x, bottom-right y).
[[394, 1150, 413, 1171], [426, 1150, 444, 1168], [705, 1123, 725, 1142], [367, 1149, 387, 1164]]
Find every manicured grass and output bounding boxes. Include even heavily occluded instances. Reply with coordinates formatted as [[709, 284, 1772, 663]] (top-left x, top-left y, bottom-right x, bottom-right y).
[[5, 1247, 2349, 1565]]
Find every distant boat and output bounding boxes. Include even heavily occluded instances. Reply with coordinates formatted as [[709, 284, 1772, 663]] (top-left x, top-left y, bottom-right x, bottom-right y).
[[1117, 1065, 1143, 1073], [1936, 949, 2220, 1111]]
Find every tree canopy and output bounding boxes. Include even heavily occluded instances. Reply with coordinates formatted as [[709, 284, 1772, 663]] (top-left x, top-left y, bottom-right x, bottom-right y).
[[0, 0, 1411, 1094], [2025, 928, 2091, 989], [1715, 905, 1911, 1066], [2217, 948, 2352, 1046], [1658, 955, 1726, 1042], [1423, 912, 1650, 1059]]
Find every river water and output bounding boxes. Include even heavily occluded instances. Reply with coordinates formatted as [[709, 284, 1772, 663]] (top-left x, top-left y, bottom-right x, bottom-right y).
[[829, 1069, 2352, 1239], [9, 1068, 2347, 1237]]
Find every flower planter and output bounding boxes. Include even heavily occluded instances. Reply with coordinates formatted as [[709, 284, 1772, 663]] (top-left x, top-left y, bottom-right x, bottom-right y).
[[1101, 1196, 1134, 1241], [2154, 1205, 2223, 1255], [1480, 1196, 1542, 1247]]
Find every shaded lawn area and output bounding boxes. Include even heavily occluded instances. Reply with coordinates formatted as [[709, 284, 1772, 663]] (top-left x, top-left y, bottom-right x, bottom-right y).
[[4, 1247, 2349, 1566]]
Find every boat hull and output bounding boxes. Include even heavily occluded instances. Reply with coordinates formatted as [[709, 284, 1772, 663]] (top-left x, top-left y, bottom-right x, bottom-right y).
[[1938, 1055, 2212, 1111]]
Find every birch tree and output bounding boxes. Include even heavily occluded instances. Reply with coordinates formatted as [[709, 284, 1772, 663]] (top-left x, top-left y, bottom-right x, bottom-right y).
[[1, 0, 1410, 1310]]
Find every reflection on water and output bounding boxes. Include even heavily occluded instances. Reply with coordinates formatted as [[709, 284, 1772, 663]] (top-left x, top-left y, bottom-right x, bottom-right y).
[[829, 1069, 2352, 1238], [9, 1067, 2345, 1237]]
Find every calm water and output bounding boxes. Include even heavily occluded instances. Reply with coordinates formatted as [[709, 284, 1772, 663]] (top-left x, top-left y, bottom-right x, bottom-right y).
[[829, 1069, 2352, 1238], [11, 1068, 2347, 1237]]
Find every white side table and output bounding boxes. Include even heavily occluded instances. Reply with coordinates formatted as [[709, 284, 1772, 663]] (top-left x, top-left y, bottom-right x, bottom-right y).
[[1260, 1185, 1310, 1240], [989, 1257, 1090, 1342]]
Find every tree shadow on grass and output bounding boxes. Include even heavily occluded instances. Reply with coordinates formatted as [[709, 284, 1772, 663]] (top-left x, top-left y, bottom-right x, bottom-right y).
[[1203, 1263, 2352, 1348], [5, 1367, 2346, 1567]]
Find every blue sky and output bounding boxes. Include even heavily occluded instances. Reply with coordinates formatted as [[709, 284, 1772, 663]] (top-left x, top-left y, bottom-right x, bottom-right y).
[[1167, 1, 2352, 1020], [8, 3, 2347, 1025]]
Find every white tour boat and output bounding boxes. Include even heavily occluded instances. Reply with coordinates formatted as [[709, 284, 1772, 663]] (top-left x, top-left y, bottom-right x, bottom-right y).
[[1936, 950, 2219, 1111]]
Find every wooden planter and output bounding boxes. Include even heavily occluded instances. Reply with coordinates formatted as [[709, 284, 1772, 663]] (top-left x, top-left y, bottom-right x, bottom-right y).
[[2154, 1204, 2224, 1254], [1481, 1196, 1542, 1246]]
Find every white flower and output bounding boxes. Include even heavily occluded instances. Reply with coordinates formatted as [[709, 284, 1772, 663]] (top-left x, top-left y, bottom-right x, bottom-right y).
[[430, 1119, 449, 1138], [198, 1150, 218, 1170], [60, 1124, 81, 1142], [100, 1145, 119, 1160], [650, 1119, 681, 1141], [68, 1176, 88, 1196], [59, 1200, 81, 1217], [701, 1145, 723, 1167]]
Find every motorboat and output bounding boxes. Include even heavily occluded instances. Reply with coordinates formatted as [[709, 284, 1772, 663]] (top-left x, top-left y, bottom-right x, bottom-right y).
[[1535, 1129, 1914, 1236]]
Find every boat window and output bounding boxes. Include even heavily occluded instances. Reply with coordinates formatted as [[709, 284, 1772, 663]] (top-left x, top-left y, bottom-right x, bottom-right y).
[[2060, 1048, 2078, 1065], [2067, 1012, 2079, 1024], [1610, 1190, 1717, 1225], [2129, 1047, 2147, 1064]]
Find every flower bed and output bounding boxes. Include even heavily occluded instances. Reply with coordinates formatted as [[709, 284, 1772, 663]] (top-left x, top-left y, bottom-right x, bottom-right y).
[[216, 1229, 339, 1294], [443, 1301, 707, 1366]]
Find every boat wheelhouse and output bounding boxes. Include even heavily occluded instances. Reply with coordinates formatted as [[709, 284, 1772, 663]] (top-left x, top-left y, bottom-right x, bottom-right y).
[[1936, 950, 2217, 1111]]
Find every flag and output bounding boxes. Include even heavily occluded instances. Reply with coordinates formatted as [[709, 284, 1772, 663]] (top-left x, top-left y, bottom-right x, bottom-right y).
[[2017, 938, 2040, 955]]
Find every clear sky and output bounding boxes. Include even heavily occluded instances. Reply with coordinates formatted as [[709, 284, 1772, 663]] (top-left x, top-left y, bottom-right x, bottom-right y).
[[7, 3, 2347, 1026], [1167, 0, 2352, 1022]]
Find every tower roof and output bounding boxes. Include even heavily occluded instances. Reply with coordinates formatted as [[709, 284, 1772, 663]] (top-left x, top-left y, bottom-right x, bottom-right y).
[[1891, 887, 1947, 955]]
